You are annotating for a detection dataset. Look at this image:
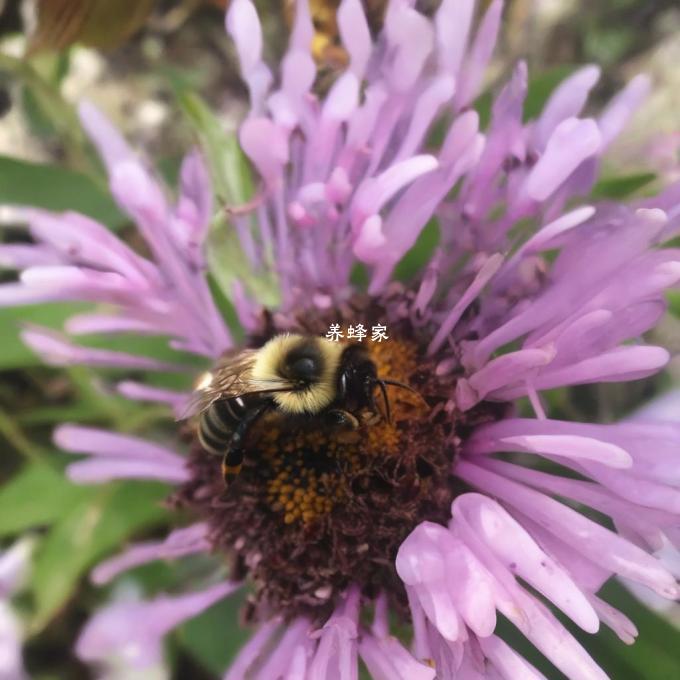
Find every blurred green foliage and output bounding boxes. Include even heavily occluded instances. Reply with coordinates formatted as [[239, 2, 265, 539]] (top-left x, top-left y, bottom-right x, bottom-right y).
[[0, 157, 124, 225]]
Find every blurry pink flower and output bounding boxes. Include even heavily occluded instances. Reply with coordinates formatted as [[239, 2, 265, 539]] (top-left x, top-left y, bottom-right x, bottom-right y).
[[647, 132, 680, 185], [2, 0, 680, 678], [0, 539, 33, 680]]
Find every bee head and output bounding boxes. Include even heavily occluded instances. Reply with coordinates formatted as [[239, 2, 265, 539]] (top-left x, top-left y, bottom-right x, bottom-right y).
[[337, 347, 377, 409], [337, 345, 421, 423]]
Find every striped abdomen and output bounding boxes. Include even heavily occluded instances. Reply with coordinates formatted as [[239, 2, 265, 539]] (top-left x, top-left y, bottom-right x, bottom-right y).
[[198, 398, 246, 456]]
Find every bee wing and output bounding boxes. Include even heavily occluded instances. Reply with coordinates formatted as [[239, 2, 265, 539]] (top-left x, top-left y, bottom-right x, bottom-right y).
[[179, 350, 259, 420]]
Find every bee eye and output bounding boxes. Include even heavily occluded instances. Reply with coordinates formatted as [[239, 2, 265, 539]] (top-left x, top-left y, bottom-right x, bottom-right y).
[[338, 373, 347, 396], [290, 356, 318, 381]]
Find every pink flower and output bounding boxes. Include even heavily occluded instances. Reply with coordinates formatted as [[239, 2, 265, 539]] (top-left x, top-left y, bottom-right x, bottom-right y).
[[0, 539, 33, 680], [2, 0, 679, 677]]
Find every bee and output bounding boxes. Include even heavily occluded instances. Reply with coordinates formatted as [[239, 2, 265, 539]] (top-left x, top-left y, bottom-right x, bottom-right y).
[[188, 333, 414, 487]]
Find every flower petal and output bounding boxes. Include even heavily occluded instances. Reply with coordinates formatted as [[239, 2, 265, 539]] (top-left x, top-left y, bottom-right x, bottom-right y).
[[77, 582, 238, 669], [526, 118, 602, 201], [91, 524, 210, 585]]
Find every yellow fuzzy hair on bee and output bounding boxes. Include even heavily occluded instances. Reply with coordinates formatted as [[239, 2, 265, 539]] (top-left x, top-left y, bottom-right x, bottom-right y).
[[250, 334, 345, 414]]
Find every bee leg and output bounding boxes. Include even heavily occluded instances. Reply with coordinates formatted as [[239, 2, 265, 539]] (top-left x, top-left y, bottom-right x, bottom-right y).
[[325, 409, 359, 430], [221, 404, 269, 489], [221, 449, 243, 487]]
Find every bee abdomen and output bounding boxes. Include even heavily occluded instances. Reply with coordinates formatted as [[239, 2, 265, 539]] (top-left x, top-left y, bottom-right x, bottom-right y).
[[198, 399, 242, 455]]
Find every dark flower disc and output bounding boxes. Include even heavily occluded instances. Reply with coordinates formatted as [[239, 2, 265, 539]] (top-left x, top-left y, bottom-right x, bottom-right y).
[[172, 290, 509, 621]]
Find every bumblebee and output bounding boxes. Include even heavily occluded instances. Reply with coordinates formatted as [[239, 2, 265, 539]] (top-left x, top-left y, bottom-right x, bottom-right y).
[[188, 334, 412, 487]]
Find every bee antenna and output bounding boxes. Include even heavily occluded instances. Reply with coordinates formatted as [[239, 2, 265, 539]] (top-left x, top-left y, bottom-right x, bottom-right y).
[[380, 378, 419, 395], [374, 379, 392, 424], [379, 378, 429, 411]]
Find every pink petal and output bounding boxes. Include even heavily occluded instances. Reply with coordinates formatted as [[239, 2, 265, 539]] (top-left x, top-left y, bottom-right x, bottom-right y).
[[289, 0, 314, 53], [21, 327, 186, 372], [454, 513, 610, 680], [631, 389, 680, 423], [0, 244, 61, 268], [309, 589, 359, 680], [455, 0, 503, 108], [428, 254, 503, 354], [493, 345, 669, 400], [452, 494, 600, 633], [26, 210, 153, 285], [526, 118, 602, 201], [117, 381, 190, 415], [78, 101, 135, 172], [474, 432, 632, 469], [457, 461, 679, 598], [77, 582, 238, 668], [397, 522, 498, 640], [0, 539, 33, 597], [92, 524, 210, 585], [239, 118, 289, 183], [337, 0, 371, 77], [66, 459, 188, 485], [323, 72, 360, 123], [598, 74, 651, 147], [65, 313, 165, 336], [478, 635, 548, 680], [394, 75, 456, 163], [0, 282, 70, 306], [533, 65, 601, 149], [351, 155, 439, 230], [110, 161, 169, 231], [589, 594, 638, 644], [353, 215, 386, 263], [457, 347, 555, 409], [435, 0, 475, 76], [359, 633, 436, 680], [522, 206, 596, 254], [223, 619, 280, 680], [54, 425, 184, 464], [225, 0, 263, 73], [252, 617, 311, 680], [176, 150, 213, 235], [384, 3, 434, 92]]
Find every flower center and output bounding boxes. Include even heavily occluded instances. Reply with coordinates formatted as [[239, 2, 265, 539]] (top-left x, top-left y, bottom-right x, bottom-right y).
[[260, 339, 424, 526], [172, 298, 507, 621]]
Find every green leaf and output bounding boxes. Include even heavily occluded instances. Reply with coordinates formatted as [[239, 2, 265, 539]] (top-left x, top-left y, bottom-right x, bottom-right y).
[[350, 262, 370, 290], [667, 291, 680, 318], [171, 87, 252, 206], [206, 218, 281, 309], [30, 481, 168, 631], [168, 81, 281, 308], [0, 461, 91, 536], [474, 90, 493, 129], [177, 589, 249, 675], [207, 273, 245, 343], [591, 172, 657, 200], [0, 156, 125, 228]]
